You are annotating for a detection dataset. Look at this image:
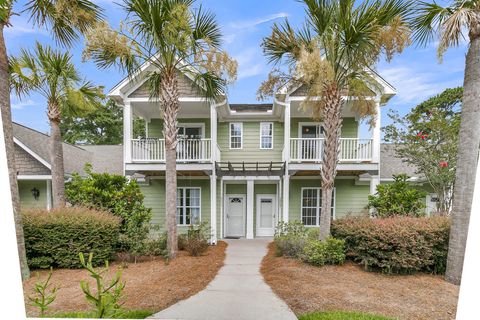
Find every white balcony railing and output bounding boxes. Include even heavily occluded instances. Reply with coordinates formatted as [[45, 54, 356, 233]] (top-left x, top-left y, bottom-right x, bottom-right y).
[[131, 138, 212, 162], [290, 138, 373, 162]]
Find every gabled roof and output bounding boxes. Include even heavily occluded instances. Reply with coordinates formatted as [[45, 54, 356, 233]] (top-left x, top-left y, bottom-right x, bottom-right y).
[[380, 143, 424, 180], [13, 122, 123, 176]]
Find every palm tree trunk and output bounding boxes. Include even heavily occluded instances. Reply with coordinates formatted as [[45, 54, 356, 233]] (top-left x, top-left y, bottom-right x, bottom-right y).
[[48, 103, 66, 208], [445, 32, 480, 285], [161, 71, 179, 258], [0, 24, 30, 280], [319, 83, 342, 241]]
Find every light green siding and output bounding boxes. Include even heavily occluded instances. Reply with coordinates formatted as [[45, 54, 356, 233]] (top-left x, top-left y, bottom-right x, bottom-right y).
[[19, 180, 48, 209], [225, 184, 247, 195], [288, 178, 369, 223], [290, 117, 358, 138], [218, 121, 284, 161], [147, 118, 211, 138], [140, 178, 211, 234]]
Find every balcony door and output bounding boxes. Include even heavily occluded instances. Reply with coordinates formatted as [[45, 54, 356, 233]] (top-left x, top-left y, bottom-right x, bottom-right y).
[[177, 124, 204, 160], [300, 123, 323, 160]]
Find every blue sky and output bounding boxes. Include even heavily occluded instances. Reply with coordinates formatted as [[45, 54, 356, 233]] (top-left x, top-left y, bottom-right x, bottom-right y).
[[6, 0, 467, 137]]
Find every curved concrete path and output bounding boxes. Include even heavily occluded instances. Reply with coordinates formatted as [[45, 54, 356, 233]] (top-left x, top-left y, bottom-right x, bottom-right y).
[[150, 238, 297, 320]]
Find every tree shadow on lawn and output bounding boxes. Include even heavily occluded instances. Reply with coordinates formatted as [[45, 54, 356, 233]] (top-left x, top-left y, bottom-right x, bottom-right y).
[[261, 242, 458, 320]]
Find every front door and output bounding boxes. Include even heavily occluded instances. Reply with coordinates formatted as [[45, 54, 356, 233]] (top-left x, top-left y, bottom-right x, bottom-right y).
[[178, 126, 203, 160], [256, 195, 276, 237], [225, 195, 245, 237]]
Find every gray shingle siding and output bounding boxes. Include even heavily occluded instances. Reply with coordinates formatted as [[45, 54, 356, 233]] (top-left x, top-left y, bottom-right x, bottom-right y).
[[129, 72, 200, 98], [14, 144, 50, 175]]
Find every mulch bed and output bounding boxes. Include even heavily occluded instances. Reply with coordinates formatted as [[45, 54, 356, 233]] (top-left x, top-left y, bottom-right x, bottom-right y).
[[261, 242, 459, 320], [23, 241, 227, 317]]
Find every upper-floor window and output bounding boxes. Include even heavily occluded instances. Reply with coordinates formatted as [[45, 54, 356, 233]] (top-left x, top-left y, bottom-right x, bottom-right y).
[[301, 187, 335, 226], [230, 123, 243, 149], [177, 187, 201, 225], [260, 122, 273, 149]]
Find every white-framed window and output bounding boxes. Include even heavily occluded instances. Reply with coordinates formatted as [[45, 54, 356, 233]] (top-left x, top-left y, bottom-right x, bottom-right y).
[[260, 122, 273, 149], [229, 122, 243, 149], [177, 187, 201, 225], [300, 187, 335, 226]]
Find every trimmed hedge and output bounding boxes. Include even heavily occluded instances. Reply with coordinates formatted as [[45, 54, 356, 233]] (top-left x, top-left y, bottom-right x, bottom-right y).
[[23, 207, 121, 269], [331, 216, 450, 274]]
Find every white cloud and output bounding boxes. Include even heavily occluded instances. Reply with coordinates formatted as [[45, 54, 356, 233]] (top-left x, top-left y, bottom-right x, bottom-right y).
[[379, 65, 463, 107], [229, 12, 288, 29], [234, 47, 266, 80], [11, 99, 38, 110], [4, 16, 48, 37]]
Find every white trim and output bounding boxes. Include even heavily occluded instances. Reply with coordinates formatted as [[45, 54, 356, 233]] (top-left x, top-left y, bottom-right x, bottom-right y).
[[256, 194, 277, 237], [210, 174, 217, 244], [298, 122, 324, 138], [46, 180, 52, 210], [13, 138, 51, 170], [149, 176, 209, 180], [300, 187, 336, 226], [178, 123, 206, 139], [124, 97, 209, 103], [224, 194, 246, 238], [176, 187, 202, 226], [221, 176, 281, 181], [259, 122, 274, 150], [246, 180, 254, 239], [220, 180, 224, 238], [17, 175, 52, 180], [229, 122, 243, 149]]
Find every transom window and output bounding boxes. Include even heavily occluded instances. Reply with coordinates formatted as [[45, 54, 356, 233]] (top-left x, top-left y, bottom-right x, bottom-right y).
[[260, 122, 273, 149], [230, 123, 243, 149], [177, 187, 201, 225], [301, 188, 335, 226]]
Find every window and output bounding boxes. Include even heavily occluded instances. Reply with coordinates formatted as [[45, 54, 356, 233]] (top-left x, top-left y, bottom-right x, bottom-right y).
[[301, 188, 335, 226], [177, 187, 201, 225], [230, 123, 243, 149], [260, 122, 273, 149]]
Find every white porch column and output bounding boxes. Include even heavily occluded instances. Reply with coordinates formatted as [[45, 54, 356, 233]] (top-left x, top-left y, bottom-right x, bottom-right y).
[[210, 173, 217, 244], [123, 102, 133, 164], [246, 180, 254, 239], [46, 179, 52, 210], [282, 98, 291, 223], [210, 103, 218, 161], [372, 98, 381, 163]]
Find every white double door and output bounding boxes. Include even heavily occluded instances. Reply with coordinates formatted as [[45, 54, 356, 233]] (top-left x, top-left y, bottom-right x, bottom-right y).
[[225, 194, 276, 237]]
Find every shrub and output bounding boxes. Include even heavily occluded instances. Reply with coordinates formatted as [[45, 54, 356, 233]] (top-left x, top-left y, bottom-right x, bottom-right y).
[[331, 216, 450, 274], [302, 237, 346, 266], [142, 232, 167, 256], [23, 207, 121, 269], [27, 268, 58, 317], [274, 221, 309, 258], [183, 223, 211, 256], [367, 174, 427, 217], [66, 165, 152, 252]]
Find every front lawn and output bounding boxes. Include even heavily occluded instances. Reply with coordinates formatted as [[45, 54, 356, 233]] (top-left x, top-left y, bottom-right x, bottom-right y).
[[23, 241, 227, 318], [299, 311, 395, 320], [261, 242, 458, 320]]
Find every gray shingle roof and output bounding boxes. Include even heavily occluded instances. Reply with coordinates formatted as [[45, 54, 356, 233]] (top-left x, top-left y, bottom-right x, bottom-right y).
[[229, 104, 273, 112], [13, 122, 123, 176], [380, 143, 424, 180]]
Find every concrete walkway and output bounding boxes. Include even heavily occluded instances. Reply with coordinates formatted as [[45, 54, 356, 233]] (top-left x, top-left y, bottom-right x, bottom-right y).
[[150, 238, 297, 320]]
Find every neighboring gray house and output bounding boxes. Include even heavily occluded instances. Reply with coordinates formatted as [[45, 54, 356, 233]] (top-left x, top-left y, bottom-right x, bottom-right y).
[[13, 122, 123, 209]]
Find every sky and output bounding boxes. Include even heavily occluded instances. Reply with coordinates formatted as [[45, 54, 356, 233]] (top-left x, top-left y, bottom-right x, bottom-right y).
[[6, 0, 467, 138]]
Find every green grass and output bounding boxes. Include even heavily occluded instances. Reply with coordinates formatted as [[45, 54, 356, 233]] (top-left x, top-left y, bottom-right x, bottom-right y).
[[299, 311, 396, 320], [48, 310, 154, 319]]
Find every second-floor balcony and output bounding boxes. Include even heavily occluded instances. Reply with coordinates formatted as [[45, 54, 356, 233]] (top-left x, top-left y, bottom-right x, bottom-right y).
[[131, 138, 212, 162], [289, 138, 373, 162]]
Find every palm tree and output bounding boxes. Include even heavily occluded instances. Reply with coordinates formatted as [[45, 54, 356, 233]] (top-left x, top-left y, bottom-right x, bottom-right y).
[[83, 0, 236, 258], [10, 42, 104, 207], [412, 0, 480, 285], [0, 0, 103, 280], [260, 0, 412, 241]]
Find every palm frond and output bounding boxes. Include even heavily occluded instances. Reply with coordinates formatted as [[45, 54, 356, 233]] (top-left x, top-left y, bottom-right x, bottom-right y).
[[24, 0, 104, 47], [192, 5, 222, 49], [193, 71, 227, 101], [411, 1, 452, 47], [438, 6, 475, 56]]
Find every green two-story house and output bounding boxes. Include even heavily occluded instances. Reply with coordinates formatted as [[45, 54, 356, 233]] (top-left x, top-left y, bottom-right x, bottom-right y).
[[109, 64, 398, 242]]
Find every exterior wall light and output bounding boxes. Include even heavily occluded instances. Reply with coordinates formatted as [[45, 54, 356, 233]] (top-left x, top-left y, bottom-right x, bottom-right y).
[[31, 187, 40, 201]]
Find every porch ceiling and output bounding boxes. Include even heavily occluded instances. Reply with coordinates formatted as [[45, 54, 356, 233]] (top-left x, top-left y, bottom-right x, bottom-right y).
[[132, 100, 210, 120], [289, 100, 360, 118]]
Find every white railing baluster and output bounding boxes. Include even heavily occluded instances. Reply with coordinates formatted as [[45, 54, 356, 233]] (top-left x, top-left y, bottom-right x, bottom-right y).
[[289, 138, 373, 162], [131, 138, 211, 162]]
